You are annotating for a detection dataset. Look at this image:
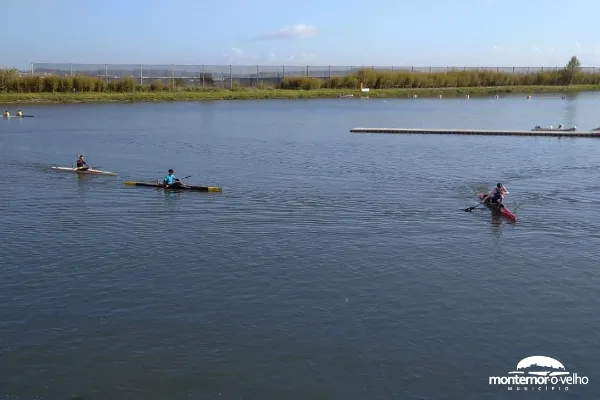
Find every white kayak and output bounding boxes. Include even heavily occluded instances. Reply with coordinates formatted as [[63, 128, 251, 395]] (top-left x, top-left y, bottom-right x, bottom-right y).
[[51, 166, 118, 176]]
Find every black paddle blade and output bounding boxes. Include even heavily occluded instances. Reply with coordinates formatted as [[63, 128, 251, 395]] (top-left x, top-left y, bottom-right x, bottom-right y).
[[465, 201, 485, 212]]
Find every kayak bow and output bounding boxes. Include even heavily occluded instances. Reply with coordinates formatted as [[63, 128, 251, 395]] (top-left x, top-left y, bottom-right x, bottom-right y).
[[124, 181, 222, 192], [51, 166, 118, 176], [478, 193, 517, 221]]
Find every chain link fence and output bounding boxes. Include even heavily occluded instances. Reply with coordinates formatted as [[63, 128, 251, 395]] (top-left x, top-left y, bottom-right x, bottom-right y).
[[28, 63, 600, 89]]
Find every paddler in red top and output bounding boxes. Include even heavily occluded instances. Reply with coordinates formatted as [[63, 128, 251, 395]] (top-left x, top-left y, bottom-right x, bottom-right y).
[[483, 183, 509, 206]]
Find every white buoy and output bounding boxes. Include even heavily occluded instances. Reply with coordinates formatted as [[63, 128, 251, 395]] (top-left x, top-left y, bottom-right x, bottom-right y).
[[412, 94, 417, 98], [465, 95, 470, 99], [438, 94, 442, 99]]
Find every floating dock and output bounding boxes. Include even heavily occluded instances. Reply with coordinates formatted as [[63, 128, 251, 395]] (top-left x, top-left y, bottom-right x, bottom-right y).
[[350, 128, 600, 138]]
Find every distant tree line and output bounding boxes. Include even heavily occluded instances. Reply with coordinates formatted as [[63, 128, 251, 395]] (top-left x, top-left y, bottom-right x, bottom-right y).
[[0, 56, 594, 93]]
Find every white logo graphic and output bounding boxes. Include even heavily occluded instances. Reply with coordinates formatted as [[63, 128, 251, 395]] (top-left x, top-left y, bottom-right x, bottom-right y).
[[489, 356, 589, 392]]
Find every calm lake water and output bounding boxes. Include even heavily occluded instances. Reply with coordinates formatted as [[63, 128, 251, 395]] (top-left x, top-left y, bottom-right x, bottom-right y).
[[1, 92, 600, 400]]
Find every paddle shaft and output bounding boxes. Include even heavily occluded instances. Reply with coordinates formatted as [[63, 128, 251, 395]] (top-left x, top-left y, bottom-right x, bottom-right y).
[[172, 175, 192, 182], [465, 192, 509, 212], [161, 175, 192, 185], [73, 161, 92, 169]]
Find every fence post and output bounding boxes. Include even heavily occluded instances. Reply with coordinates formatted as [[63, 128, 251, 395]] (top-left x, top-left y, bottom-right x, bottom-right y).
[[256, 65, 259, 87], [229, 65, 232, 89], [328, 65, 331, 80], [31, 62, 34, 75], [202, 65, 205, 88], [70, 64, 73, 77], [105, 64, 108, 84], [140, 64, 143, 86], [171, 64, 174, 90], [306, 65, 309, 77]]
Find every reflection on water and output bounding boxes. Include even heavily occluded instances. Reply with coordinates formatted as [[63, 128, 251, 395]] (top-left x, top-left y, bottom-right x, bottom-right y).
[[563, 93, 578, 126], [489, 214, 506, 236], [198, 101, 216, 133], [162, 190, 183, 212]]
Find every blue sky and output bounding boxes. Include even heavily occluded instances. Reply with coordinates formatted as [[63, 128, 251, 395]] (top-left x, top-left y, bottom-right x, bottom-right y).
[[2, 0, 599, 69]]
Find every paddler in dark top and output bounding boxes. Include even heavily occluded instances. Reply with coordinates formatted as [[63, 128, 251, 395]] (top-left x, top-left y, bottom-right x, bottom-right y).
[[76, 154, 91, 170], [483, 183, 509, 205]]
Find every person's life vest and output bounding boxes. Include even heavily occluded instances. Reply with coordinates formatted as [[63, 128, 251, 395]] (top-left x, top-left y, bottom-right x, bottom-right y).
[[492, 187, 503, 199]]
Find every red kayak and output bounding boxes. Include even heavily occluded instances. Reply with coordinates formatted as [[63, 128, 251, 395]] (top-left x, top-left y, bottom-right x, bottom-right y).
[[478, 193, 517, 221]]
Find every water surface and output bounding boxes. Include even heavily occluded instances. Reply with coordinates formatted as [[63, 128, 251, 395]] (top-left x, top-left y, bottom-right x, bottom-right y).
[[1, 92, 599, 399]]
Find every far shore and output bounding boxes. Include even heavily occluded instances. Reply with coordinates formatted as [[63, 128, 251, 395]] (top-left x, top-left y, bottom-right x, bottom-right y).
[[1, 85, 599, 105]]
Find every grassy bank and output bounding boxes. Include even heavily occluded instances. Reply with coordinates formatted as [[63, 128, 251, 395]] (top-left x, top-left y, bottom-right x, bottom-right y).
[[0, 85, 599, 104]]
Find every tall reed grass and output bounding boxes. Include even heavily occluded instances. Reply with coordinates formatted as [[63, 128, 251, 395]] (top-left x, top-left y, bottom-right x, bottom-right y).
[[279, 68, 600, 90], [1, 66, 599, 93]]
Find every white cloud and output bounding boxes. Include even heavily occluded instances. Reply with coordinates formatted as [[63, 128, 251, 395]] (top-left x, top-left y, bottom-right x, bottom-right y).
[[250, 24, 318, 41], [220, 48, 318, 65], [287, 53, 318, 63], [267, 52, 278, 62], [221, 47, 259, 63], [228, 47, 245, 58], [492, 46, 518, 53]]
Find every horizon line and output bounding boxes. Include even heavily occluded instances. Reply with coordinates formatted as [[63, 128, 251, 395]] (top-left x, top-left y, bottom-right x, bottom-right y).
[[2, 62, 598, 70]]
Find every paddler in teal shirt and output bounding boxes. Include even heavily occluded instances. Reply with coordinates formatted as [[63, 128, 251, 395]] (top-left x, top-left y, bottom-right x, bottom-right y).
[[163, 169, 182, 188]]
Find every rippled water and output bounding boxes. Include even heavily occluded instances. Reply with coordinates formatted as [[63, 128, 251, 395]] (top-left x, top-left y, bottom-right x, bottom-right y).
[[1, 92, 600, 399]]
